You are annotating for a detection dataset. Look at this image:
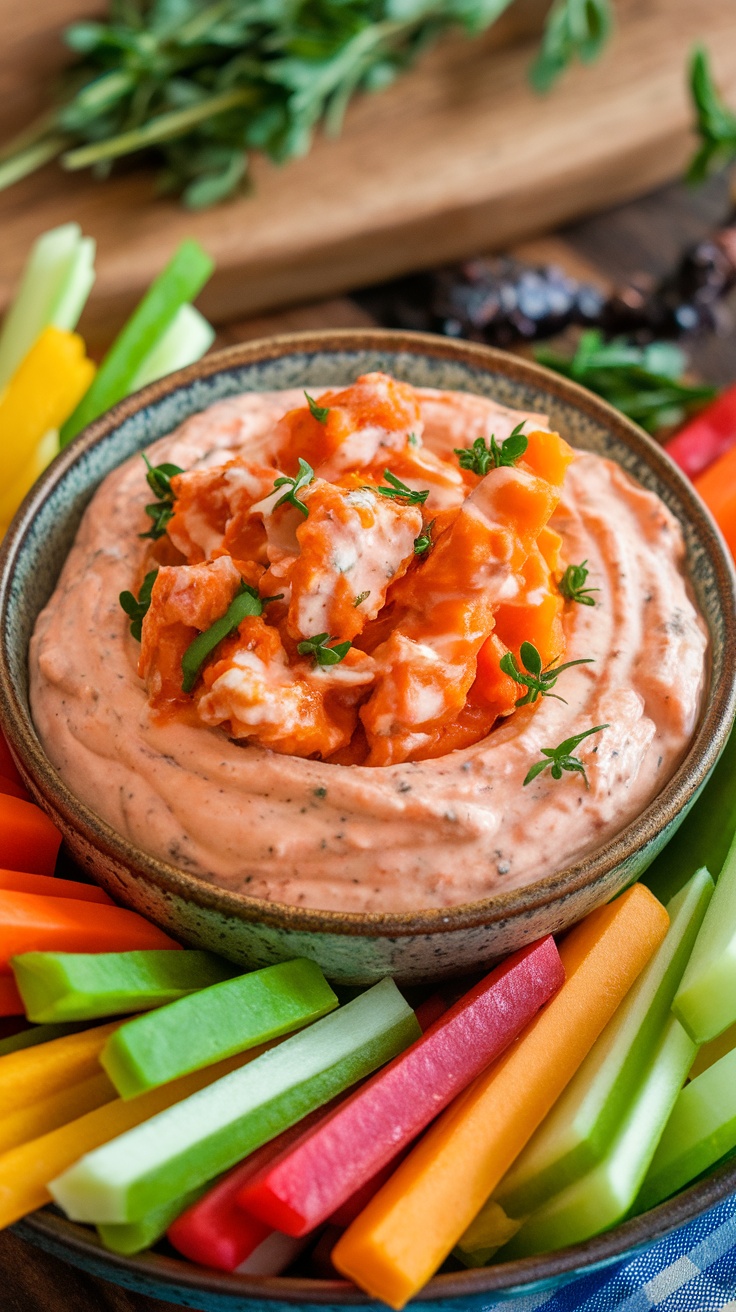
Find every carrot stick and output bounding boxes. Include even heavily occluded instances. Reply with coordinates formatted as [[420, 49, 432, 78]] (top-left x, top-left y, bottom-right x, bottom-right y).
[[0, 794, 61, 875], [694, 444, 736, 561], [332, 884, 669, 1309], [0, 890, 179, 973], [0, 869, 113, 905], [0, 976, 23, 1017]]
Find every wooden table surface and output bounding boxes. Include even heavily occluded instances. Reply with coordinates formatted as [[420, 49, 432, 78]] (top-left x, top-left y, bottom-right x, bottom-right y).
[[2, 168, 735, 1311]]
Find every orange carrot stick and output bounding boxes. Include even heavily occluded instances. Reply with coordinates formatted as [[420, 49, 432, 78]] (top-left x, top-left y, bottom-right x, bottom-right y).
[[0, 794, 61, 875], [0, 976, 23, 1017], [694, 444, 736, 561], [0, 870, 113, 905], [332, 884, 669, 1309], [0, 890, 179, 973]]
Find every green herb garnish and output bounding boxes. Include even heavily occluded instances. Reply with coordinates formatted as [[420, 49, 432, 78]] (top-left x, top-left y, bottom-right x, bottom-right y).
[[536, 331, 718, 434], [139, 455, 184, 541], [687, 46, 736, 184], [353, 591, 371, 607], [500, 641, 594, 707], [531, 0, 614, 93], [297, 633, 352, 667], [119, 569, 158, 642], [413, 519, 435, 555], [181, 582, 282, 693], [558, 560, 599, 607], [377, 470, 429, 506], [454, 423, 527, 476], [407, 432, 421, 448], [305, 392, 330, 423], [524, 724, 609, 788], [273, 458, 315, 518]]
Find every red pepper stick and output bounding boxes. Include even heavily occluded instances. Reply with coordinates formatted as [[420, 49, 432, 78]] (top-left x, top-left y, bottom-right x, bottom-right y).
[[0, 733, 23, 789], [0, 975, 24, 1017], [238, 937, 564, 1237], [665, 383, 736, 480]]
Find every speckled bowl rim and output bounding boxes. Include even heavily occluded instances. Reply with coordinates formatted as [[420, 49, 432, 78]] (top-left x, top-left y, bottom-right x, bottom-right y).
[[1, 329, 735, 939]]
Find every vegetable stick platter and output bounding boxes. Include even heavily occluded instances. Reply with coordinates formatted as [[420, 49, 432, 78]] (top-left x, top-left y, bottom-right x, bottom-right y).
[[2, 0, 736, 347]]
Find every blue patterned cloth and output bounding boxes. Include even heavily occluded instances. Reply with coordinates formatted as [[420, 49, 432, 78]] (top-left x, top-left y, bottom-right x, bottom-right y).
[[479, 1196, 736, 1311]]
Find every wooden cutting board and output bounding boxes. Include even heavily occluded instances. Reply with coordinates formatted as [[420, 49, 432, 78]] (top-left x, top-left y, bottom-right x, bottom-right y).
[[1, 0, 735, 344]]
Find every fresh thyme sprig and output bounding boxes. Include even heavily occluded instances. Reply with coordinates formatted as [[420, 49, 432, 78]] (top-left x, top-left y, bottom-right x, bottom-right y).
[[500, 641, 593, 707], [353, 591, 371, 607], [119, 569, 158, 641], [687, 47, 736, 184], [377, 470, 429, 506], [273, 458, 315, 518], [523, 723, 609, 788], [558, 560, 599, 606], [181, 581, 283, 693], [531, 0, 614, 93], [305, 392, 330, 424], [297, 632, 352, 667], [139, 454, 184, 540], [454, 423, 527, 476], [414, 519, 435, 555]]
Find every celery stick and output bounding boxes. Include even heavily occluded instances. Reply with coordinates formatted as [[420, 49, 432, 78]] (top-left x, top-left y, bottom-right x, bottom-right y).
[[59, 240, 213, 445], [636, 1045, 736, 1212], [674, 831, 736, 1042], [101, 959, 339, 1098], [0, 224, 85, 389], [49, 979, 419, 1224], [496, 869, 713, 1218], [689, 1019, 736, 1079], [502, 1018, 696, 1258], [131, 304, 215, 391], [12, 949, 234, 1023], [0, 1022, 87, 1057], [98, 1186, 204, 1255], [51, 237, 96, 332]]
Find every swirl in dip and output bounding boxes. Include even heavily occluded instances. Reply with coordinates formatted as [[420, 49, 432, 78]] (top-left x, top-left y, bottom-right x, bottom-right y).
[[29, 374, 707, 912]]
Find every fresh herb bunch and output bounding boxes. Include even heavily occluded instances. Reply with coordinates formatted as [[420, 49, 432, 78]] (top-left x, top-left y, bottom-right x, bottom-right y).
[[688, 47, 736, 185], [454, 422, 527, 475], [535, 331, 718, 433], [0, 0, 613, 208]]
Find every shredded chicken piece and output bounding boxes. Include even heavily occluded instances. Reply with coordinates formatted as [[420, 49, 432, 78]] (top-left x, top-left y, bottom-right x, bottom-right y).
[[140, 556, 243, 706]]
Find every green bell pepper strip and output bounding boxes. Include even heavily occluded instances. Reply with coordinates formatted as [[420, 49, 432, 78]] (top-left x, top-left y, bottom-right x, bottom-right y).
[[49, 978, 420, 1224], [98, 1185, 205, 1255], [673, 829, 736, 1043], [59, 239, 213, 446], [501, 1017, 696, 1259], [495, 868, 713, 1218], [101, 958, 338, 1099], [636, 1043, 736, 1213], [11, 949, 234, 1024]]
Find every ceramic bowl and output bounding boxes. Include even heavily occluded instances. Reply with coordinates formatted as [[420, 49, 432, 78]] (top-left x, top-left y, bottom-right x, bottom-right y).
[[0, 330, 735, 988]]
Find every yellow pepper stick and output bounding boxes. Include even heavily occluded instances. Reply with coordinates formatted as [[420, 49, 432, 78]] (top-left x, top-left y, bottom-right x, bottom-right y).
[[332, 884, 669, 1309], [0, 326, 94, 492], [0, 1044, 269, 1229], [0, 428, 59, 525], [0, 1071, 115, 1156], [0, 1020, 122, 1119]]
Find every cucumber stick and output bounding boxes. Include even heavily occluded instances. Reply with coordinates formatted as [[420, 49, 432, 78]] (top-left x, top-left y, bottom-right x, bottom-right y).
[[674, 829, 736, 1042], [49, 978, 420, 1224], [98, 1186, 204, 1255], [0, 224, 96, 389], [131, 304, 215, 391], [502, 1017, 696, 1258], [495, 869, 713, 1217]]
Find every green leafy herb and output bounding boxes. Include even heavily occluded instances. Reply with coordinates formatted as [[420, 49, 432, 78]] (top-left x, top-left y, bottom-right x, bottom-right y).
[[353, 591, 371, 607], [181, 582, 282, 693], [119, 569, 158, 642], [407, 432, 421, 448], [139, 454, 184, 540], [273, 458, 315, 518], [377, 470, 429, 505], [454, 423, 527, 476], [536, 331, 718, 434], [531, 0, 614, 93], [297, 632, 352, 666], [523, 723, 609, 788], [413, 519, 435, 555], [500, 641, 593, 707], [305, 391, 330, 423], [687, 46, 736, 184], [558, 560, 599, 607]]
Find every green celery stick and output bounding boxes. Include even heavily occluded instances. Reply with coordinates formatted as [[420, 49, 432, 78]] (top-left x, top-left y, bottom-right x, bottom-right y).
[[51, 237, 96, 332], [689, 1018, 736, 1079], [644, 725, 736, 905], [0, 1021, 88, 1057], [495, 868, 713, 1217], [49, 978, 420, 1224], [130, 304, 215, 391], [673, 830, 736, 1042], [101, 958, 339, 1099], [0, 223, 93, 388], [11, 949, 234, 1023], [97, 1185, 204, 1255], [502, 1017, 696, 1259], [59, 239, 213, 445], [636, 1044, 736, 1212]]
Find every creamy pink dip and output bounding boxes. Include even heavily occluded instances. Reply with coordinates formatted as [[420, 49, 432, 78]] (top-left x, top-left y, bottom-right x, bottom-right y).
[[29, 387, 708, 912]]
